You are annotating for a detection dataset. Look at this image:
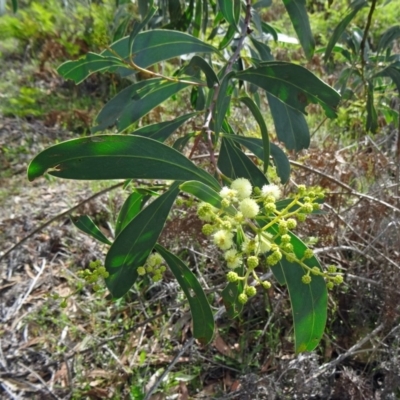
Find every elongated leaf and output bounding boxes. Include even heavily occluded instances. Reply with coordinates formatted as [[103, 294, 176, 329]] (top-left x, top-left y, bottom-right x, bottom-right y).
[[377, 25, 400, 54], [181, 56, 219, 88], [128, 4, 158, 52], [27, 135, 220, 191], [219, 23, 236, 49], [173, 132, 195, 151], [57, 53, 125, 84], [214, 72, 235, 136], [193, 0, 202, 38], [218, 137, 268, 188], [374, 62, 400, 92], [106, 29, 219, 69], [115, 191, 144, 237], [324, 0, 367, 62], [268, 227, 327, 353], [366, 81, 377, 133], [93, 78, 190, 133], [134, 112, 197, 142], [226, 135, 290, 184], [155, 244, 215, 344], [71, 215, 112, 245], [250, 37, 274, 61], [239, 97, 270, 173], [106, 184, 179, 297], [282, 0, 314, 60], [267, 93, 310, 151], [179, 181, 237, 215], [237, 62, 341, 118], [221, 267, 245, 318], [218, 0, 239, 28]]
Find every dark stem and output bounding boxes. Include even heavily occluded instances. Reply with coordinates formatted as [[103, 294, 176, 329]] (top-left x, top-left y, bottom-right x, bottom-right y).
[[360, 0, 377, 74]]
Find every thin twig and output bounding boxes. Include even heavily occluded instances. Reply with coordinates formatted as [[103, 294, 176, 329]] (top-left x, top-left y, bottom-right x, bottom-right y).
[[305, 323, 384, 383], [0, 182, 124, 262]]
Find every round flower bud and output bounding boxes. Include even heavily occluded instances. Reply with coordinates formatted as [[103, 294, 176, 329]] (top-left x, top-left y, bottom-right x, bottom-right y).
[[264, 202, 277, 213], [227, 271, 239, 283], [297, 213, 307, 222], [267, 254, 279, 266], [327, 265, 337, 273], [175, 198, 184, 206], [221, 198, 230, 208], [221, 220, 232, 230], [303, 249, 314, 259], [303, 197, 311, 203], [159, 266, 166, 273], [302, 203, 314, 213], [285, 253, 296, 262], [286, 219, 297, 230], [302, 274, 312, 284], [311, 266, 320, 275], [239, 198, 260, 218], [281, 234, 291, 243], [247, 256, 259, 269], [297, 185, 306, 195], [147, 253, 163, 267], [262, 280, 272, 290], [238, 293, 248, 304], [278, 220, 288, 234], [202, 224, 214, 236], [261, 184, 281, 201], [312, 203, 320, 211], [60, 299, 68, 308], [245, 286, 257, 297], [146, 265, 154, 273], [281, 243, 293, 253], [234, 212, 244, 224], [231, 178, 253, 200], [153, 274, 162, 282], [137, 266, 146, 276], [326, 281, 334, 290], [224, 249, 242, 269], [253, 187, 261, 196], [213, 230, 234, 250], [93, 284, 101, 292], [334, 275, 344, 285]]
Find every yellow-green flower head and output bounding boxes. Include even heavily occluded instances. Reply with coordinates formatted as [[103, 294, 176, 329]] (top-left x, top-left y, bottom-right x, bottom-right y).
[[220, 186, 238, 202], [147, 253, 163, 267], [278, 220, 288, 234], [261, 184, 281, 201], [286, 218, 297, 229], [231, 178, 253, 200], [334, 275, 344, 285], [213, 230, 234, 250], [224, 249, 242, 269], [281, 234, 291, 243], [303, 249, 314, 259], [197, 202, 217, 222], [242, 238, 257, 254], [302, 274, 312, 284], [264, 202, 277, 213], [255, 233, 272, 254], [302, 203, 314, 214], [239, 198, 260, 218], [262, 280, 272, 289], [326, 281, 334, 290], [327, 265, 337, 273], [234, 212, 244, 224], [202, 224, 214, 236]]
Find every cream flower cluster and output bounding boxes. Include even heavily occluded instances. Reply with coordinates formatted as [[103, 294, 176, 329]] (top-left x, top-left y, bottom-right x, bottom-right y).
[[196, 178, 343, 303]]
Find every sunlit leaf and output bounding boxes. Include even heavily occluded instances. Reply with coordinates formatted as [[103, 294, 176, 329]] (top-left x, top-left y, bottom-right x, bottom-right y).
[[218, 0, 240, 29], [71, 215, 112, 245], [27, 135, 220, 191], [105, 184, 179, 297], [155, 244, 215, 344], [237, 62, 341, 118], [282, 0, 315, 60]]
